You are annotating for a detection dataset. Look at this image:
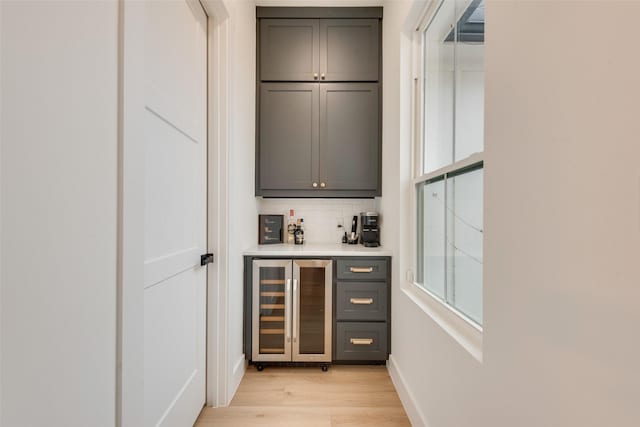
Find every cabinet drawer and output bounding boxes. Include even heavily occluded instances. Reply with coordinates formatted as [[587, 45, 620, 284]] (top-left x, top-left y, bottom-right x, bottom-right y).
[[336, 259, 387, 280], [335, 322, 388, 361], [336, 282, 387, 321]]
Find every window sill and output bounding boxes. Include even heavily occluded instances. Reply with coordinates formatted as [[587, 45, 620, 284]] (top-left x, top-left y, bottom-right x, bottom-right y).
[[402, 281, 483, 362]]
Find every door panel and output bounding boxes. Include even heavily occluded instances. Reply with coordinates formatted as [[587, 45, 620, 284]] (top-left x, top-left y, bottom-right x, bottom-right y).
[[252, 260, 293, 362], [319, 83, 379, 191], [293, 260, 332, 362], [260, 19, 319, 81], [259, 83, 319, 191], [143, 1, 207, 426], [144, 269, 205, 426], [320, 19, 379, 82]]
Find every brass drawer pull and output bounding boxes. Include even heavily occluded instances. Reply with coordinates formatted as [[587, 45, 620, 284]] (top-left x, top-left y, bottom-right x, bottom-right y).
[[349, 267, 374, 273], [350, 338, 373, 345], [350, 297, 374, 305]]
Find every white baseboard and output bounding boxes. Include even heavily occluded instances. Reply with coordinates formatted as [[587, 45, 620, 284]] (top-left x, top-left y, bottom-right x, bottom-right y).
[[387, 354, 429, 427], [228, 353, 246, 404]]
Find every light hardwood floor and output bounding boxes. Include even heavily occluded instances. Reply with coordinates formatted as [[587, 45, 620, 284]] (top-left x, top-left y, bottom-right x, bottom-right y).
[[195, 365, 411, 426]]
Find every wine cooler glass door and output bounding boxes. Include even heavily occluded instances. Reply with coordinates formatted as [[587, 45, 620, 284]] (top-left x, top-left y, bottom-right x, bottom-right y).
[[292, 260, 332, 362], [252, 260, 292, 362]]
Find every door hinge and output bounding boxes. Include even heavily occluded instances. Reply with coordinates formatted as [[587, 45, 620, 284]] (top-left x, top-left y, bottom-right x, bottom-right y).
[[200, 253, 214, 266]]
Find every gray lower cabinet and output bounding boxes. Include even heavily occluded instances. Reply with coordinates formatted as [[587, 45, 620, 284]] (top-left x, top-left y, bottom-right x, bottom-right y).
[[335, 322, 388, 361], [336, 281, 387, 321], [333, 257, 390, 362], [257, 83, 380, 197], [244, 256, 391, 364]]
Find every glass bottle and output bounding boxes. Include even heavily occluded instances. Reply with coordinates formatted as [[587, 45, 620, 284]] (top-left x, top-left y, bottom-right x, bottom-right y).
[[287, 209, 296, 244]]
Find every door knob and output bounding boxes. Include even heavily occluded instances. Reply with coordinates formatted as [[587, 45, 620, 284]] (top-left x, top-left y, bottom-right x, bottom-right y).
[[321, 73, 325, 80], [313, 73, 318, 80], [320, 182, 326, 188], [312, 182, 318, 188]]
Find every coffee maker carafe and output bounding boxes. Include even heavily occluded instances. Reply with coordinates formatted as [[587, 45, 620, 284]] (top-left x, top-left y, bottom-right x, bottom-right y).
[[360, 212, 380, 247]]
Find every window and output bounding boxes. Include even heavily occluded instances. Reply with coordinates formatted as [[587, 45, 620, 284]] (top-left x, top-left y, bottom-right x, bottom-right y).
[[414, 0, 484, 326]]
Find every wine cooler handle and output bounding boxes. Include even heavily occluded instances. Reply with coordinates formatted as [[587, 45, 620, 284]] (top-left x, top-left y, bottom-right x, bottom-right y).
[[286, 279, 291, 343], [292, 279, 298, 342]]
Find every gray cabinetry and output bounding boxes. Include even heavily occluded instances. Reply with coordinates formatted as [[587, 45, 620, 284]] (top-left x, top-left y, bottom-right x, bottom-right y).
[[336, 282, 387, 321], [244, 255, 391, 365], [320, 19, 379, 82], [333, 257, 390, 362], [256, 8, 382, 198], [259, 83, 319, 191], [320, 83, 379, 191], [335, 322, 388, 361], [259, 83, 379, 194], [260, 19, 319, 82], [260, 18, 379, 82]]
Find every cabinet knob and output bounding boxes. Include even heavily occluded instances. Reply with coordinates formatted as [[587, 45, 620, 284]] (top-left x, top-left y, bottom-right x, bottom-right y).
[[320, 182, 326, 188], [312, 182, 318, 188], [313, 73, 318, 80], [321, 73, 325, 80]]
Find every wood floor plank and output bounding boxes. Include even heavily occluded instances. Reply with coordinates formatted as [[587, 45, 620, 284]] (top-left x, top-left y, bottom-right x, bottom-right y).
[[195, 365, 410, 426]]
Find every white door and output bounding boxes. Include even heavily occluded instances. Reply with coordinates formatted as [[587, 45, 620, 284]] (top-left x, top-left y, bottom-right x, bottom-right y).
[[143, 1, 208, 426]]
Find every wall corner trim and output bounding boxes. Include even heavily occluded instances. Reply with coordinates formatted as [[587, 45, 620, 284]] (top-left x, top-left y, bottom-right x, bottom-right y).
[[228, 354, 247, 405]]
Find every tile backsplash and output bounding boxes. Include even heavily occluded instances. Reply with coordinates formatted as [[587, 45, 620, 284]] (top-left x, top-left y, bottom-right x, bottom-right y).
[[258, 198, 379, 244]]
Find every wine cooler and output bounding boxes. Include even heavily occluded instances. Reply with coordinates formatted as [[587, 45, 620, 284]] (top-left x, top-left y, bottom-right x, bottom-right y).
[[251, 259, 332, 365]]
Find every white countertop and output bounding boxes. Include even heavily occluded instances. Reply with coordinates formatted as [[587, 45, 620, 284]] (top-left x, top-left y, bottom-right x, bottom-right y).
[[243, 243, 393, 257]]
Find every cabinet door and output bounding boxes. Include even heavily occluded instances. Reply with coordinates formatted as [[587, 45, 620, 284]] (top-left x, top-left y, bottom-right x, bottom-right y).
[[252, 260, 292, 362], [320, 19, 379, 82], [259, 83, 319, 191], [293, 260, 332, 362], [260, 19, 319, 81], [319, 83, 380, 191]]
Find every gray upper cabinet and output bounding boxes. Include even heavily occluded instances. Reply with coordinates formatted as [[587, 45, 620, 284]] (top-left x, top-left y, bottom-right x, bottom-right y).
[[320, 19, 379, 82], [320, 84, 379, 191], [260, 19, 319, 82], [259, 83, 319, 190], [256, 8, 382, 198]]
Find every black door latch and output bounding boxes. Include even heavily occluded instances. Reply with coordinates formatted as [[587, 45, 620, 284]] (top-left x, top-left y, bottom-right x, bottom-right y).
[[200, 253, 214, 266]]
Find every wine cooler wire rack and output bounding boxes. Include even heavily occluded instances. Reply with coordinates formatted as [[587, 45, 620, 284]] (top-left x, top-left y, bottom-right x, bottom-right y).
[[259, 277, 286, 354]]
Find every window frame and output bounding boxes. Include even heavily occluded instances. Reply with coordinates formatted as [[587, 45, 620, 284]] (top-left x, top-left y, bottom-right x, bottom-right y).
[[404, 0, 484, 361]]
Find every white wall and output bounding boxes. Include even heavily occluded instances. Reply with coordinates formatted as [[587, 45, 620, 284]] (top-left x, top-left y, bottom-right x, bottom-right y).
[[386, 1, 640, 426], [0, 1, 118, 426], [258, 198, 378, 244], [223, 0, 259, 401]]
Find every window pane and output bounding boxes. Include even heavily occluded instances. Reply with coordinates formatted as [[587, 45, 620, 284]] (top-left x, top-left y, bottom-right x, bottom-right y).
[[422, 0, 456, 173], [417, 179, 446, 299], [446, 168, 483, 323], [454, 11, 484, 162]]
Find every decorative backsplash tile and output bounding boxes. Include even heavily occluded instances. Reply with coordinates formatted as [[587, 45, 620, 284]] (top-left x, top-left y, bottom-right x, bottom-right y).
[[258, 198, 380, 244]]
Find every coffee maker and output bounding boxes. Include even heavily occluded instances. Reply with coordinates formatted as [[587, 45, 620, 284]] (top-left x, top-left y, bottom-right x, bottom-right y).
[[360, 212, 380, 247]]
